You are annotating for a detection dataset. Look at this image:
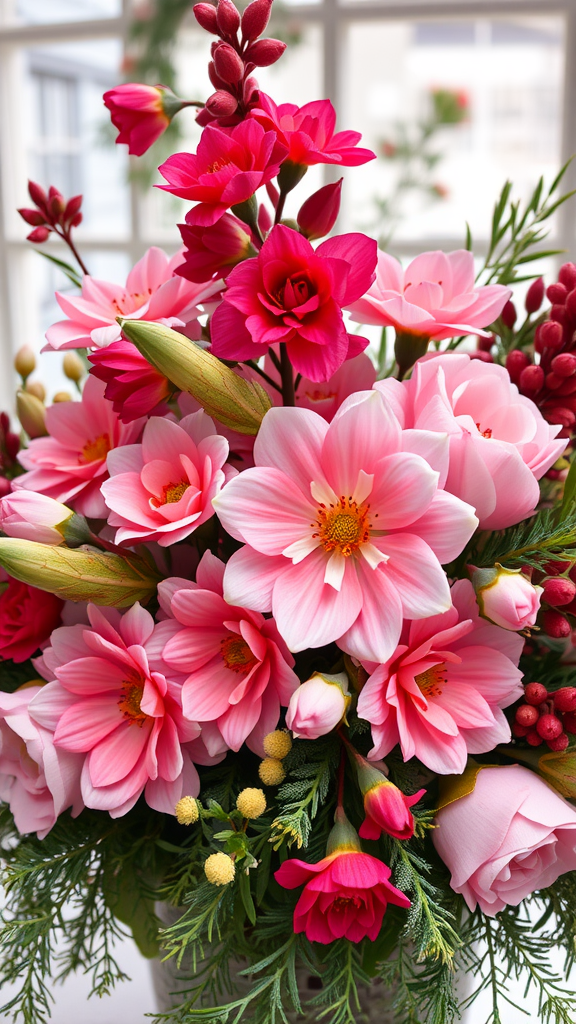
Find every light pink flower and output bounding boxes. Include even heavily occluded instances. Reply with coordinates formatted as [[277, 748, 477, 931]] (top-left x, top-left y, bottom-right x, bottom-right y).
[[264, 350, 377, 421], [471, 564, 542, 630], [286, 672, 349, 740], [28, 603, 203, 817], [433, 765, 576, 915], [357, 579, 524, 775], [101, 411, 233, 547], [348, 249, 510, 341], [158, 551, 299, 754], [376, 353, 567, 530], [14, 376, 143, 519], [0, 491, 72, 545], [213, 391, 478, 663], [44, 246, 221, 351], [0, 686, 83, 837]]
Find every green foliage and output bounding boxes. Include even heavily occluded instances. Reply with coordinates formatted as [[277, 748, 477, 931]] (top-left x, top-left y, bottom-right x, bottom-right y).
[[0, 658, 40, 693], [269, 736, 340, 850], [468, 506, 576, 573]]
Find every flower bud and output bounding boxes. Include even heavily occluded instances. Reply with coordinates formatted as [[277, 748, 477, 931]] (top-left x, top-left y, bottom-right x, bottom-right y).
[[297, 179, 343, 240], [501, 300, 517, 329], [193, 2, 219, 33], [14, 346, 36, 381], [205, 90, 238, 117], [526, 730, 544, 746], [204, 851, 235, 886], [16, 390, 47, 438], [241, 0, 272, 41], [213, 42, 244, 83], [244, 37, 286, 67], [547, 283, 567, 305], [0, 492, 75, 546], [52, 391, 72, 403], [63, 351, 84, 383], [471, 563, 542, 631], [175, 795, 199, 824], [566, 289, 576, 323], [551, 353, 576, 378], [236, 787, 266, 819], [216, 0, 240, 37], [26, 381, 46, 403], [519, 364, 544, 396], [547, 733, 569, 752], [18, 208, 46, 227], [27, 180, 47, 210], [559, 263, 576, 291], [469, 350, 493, 363], [285, 672, 350, 740], [505, 349, 530, 385], [542, 577, 576, 607], [542, 610, 571, 638], [353, 754, 425, 841], [477, 334, 495, 353], [258, 757, 285, 786], [535, 320, 563, 353], [63, 194, 83, 225], [525, 277, 545, 314], [394, 330, 430, 380], [27, 226, 50, 243]]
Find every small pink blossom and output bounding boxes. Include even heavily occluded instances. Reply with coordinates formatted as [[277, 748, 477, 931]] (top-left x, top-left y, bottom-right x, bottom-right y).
[[158, 551, 299, 754], [264, 350, 377, 421], [286, 673, 349, 740], [88, 339, 172, 422], [213, 391, 478, 664], [29, 603, 203, 817], [471, 565, 542, 631], [376, 353, 566, 530], [348, 250, 511, 341], [104, 84, 172, 156], [101, 411, 233, 547], [44, 246, 220, 351], [177, 212, 254, 283], [14, 376, 143, 519], [357, 579, 524, 775], [0, 491, 72, 545], [360, 775, 425, 842], [250, 94, 376, 168]]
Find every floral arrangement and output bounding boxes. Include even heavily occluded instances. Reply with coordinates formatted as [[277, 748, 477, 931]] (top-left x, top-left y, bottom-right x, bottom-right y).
[[2, 3, 576, 1023]]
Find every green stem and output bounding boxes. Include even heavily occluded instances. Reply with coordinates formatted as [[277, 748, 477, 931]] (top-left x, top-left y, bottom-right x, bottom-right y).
[[279, 343, 295, 406]]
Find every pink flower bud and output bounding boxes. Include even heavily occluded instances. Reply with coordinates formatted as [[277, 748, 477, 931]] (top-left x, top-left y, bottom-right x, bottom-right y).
[[205, 90, 238, 117], [297, 178, 343, 240], [27, 226, 50, 243], [63, 194, 83, 224], [208, 61, 229, 92], [559, 263, 576, 291], [477, 334, 495, 352], [216, 0, 240, 37], [547, 282, 567, 305], [193, 2, 219, 33], [244, 37, 286, 66], [535, 320, 564, 353], [27, 180, 47, 210], [472, 564, 542, 631], [18, 207, 47, 227], [0, 491, 73, 546], [501, 300, 517, 329], [525, 277, 544, 314], [354, 757, 425, 841], [505, 349, 530, 384], [469, 350, 493, 362], [551, 353, 576, 377], [258, 202, 272, 234], [241, 0, 272, 42], [543, 577, 576, 608], [519, 363, 544, 395], [566, 288, 576, 323], [542, 610, 571, 638], [213, 42, 244, 83], [285, 672, 349, 740]]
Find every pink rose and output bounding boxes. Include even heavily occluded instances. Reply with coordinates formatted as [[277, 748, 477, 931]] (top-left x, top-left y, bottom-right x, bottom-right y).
[[285, 672, 350, 740], [471, 564, 542, 630], [433, 765, 576, 915]]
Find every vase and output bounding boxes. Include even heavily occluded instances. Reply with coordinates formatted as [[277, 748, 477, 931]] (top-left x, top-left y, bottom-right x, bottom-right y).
[[150, 903, 396, 1023]]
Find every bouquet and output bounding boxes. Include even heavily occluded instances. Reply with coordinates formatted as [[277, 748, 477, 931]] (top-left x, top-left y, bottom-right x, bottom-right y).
[[2, 3, 576, 1021]]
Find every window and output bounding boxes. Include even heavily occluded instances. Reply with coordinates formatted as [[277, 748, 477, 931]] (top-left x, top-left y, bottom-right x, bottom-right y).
[[0, 0, 575, 411]]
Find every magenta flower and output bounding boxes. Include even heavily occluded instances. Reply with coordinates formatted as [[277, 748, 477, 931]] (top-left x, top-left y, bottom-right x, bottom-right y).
[[44, 246, 220, 351], [88, 339, 172, 422], [348, 249, 510, 341], [158, 120, 288, 227], [213, 391, 478, 663], [250, 94, 376, 167], [28, 603, 203, 817], [357, 579, 524, 775], [104, 84, 173, 156], [14, 376, 143, 519], [177, 213, 254, 283], [158, 551, 299, 754], [210, 225, 377, 382], [101, 411, 233, 547]]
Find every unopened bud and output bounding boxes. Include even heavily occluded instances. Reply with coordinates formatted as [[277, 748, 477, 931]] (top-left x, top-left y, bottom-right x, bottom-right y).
[[524, 682, 548, 706], [519, 364, 544, 395], [297, 179, 343, 240], [553, 687, 576, 713], [193, 2, 219, 33], [566, 289, 576, 323], [216, 0, 240, 37], [469, 350, 493, 363], [515, 704, 538, 727], [48, 192, 65, 220], [27, 180, 47, 209], [543, 577, 576, 607], [542, 609, 571, 638], [52, 391, 72, 403], [14, 346, 36, 381], [18, 208, 46, 227], [559, 263, 576, 291], [547, 283, 567, 305], [63, 195, 83, 224], [63, 351, 84, 383], [501, 300, 517, 329], [477, 334, 495, 353], [26, 381, 46, 403], [205, 90, 238, 117], [551, 353, 576, 378], [16, 390, 47, 438], [244, 37, 286, 67], [535, 320, 564, 353], [27, 226, 50, 243], [547, 732, 570, 752], [525, 277, 545, 314], [536, 713, 563, 741], [506, 349, 531, 385], [213, 42, 244, 83], [241, 0, 272, 41]]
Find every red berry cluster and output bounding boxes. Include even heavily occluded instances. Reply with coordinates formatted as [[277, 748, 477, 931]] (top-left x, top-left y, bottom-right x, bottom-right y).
[[18, 181, 83, 245], [532, 561, 576, 639], [193, 0, 285, 126], [0, 412, 20, 498], [506, 263, 576, 439], [513, 681, 576, 751]]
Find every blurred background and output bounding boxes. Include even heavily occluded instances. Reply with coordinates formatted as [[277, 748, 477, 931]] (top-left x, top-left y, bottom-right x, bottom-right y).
[[0, 0, 574, 1020]]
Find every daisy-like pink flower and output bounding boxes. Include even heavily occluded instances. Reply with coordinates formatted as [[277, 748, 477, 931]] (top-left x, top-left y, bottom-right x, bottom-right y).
[[157, 551, 299, 754], [250, 94, 376, 168], [28, 603, 203, 817], [101, 411, 233, 547], [14, 376, 143, 519], [44, 246, 220, 351], [213, 391, 478, 663], [157, 120, 288, 227], [357, 579, 524, 775]]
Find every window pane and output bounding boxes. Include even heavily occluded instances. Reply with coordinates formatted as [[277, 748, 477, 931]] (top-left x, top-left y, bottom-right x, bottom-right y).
[[340, 16, 565, 244], [2, 0, 120, 25]]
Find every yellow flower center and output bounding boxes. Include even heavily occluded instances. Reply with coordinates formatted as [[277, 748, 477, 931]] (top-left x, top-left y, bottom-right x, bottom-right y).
[[118, 676, 149, 726], [162, 480, 190, 504], [314, 497, 371, 557], [220, 632, 257, 674], [80, 432, 111, 463], [207, 158, 231, 174], [415, 663, 447, 699]]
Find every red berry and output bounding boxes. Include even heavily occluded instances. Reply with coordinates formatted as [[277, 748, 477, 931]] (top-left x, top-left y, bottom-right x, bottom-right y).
[[542, 610, 572, 638], [524, 682, 548, 706], [559, 263, 576, 292], [506, 349, 530, 385], [501, 300, 517, 328], [553, 687, 576, 712], [547, 732, 569, 752], [551, 353, 576, 378], [536, 713, 563, 740], [512, 722, 531, 738], [519, 364, 545, 395], [535, 321, 564, 353], [526, 730, 544, 746], [543, 577, 576, 607], [547, 282, 568, 305], [563, 712, 576, 735], [515, 704, 539, 727]]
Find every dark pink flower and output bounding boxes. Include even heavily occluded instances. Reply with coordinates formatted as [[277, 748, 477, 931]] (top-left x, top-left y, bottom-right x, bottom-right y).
[[250, 94, 375, 168], [210, 225, 377, 381], [88, 340, 171, 422], [0, 577, 63, 663], [104, 83, 179, 156], [157, 120, 288, 226], [177, 212, 254, 283]]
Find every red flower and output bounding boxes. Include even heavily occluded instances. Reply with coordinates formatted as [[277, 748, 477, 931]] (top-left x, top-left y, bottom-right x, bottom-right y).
[[360, 777, 425, 841], [0, 576, 63, 663], [104, 84, 182, 156], [210, 224, 377, 381], [275, 847, 410, 943], [88, 340, 172, 422], [177, 213, 255, 283], [250, 94, 376, 168], [157, 120, 288, 226]]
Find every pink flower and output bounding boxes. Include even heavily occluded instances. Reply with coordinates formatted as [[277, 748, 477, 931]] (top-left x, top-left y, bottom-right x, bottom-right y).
[[28, 603, 203, 817], [14, 376, 143, 519], [471, 564, 542, 630], [376, 353, 566, 530], [213, 391, 478, 663], [0, 577, 63, 663], [360, 775, 424, 842], [88, 339, 172, 422], [264, 350, 376, 421], [348, 249, 511, 341], [357, 579, 524, 775], [433, 765, 576, 915], [158, 551, 299, 754], [44, 246, 219, 351], [101, 411, 232, 547], [285, 672, 350, 740], [0, 686, 83, 837], [210, 225, 377, 382], [250, 94, 376, 168], [177, 213, 255, 283], [0, 491, 73, 545], [104, 84, 169, 155], [157, 120, 288, 227]]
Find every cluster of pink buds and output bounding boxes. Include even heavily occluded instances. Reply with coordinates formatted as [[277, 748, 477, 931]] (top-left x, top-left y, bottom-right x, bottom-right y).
[[0, 413, 20, 498], [532, 561, 576, 639], [193, 0, 285, 125], [506, 264, 576, 439], [18, 181, 83, 245], [513, 681, 576, 751]]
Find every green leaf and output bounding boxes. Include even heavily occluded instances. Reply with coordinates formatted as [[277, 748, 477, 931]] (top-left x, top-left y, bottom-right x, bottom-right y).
[[562, 458, 576, 515], [36, 250, 82, 288], [238, 871, 256, 926], [102, 861, 160, 959]]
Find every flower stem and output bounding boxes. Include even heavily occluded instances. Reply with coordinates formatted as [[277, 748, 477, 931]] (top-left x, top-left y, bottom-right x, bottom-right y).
[[279, 343, 295, 406], [57, 227, 90, 276], [337, 746, 346, 809], [274, 190, 287, 225], [245, 359, 282, 393]]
